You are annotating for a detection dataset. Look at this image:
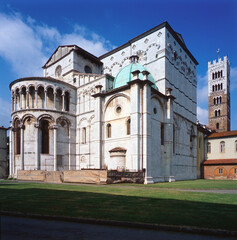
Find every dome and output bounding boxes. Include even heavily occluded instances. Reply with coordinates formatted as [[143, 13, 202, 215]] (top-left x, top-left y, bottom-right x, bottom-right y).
[[113, 62, 158, 90]]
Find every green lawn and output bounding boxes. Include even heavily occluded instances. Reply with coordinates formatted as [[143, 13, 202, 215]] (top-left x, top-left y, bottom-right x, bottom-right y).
[[119, 179, 237, 190], [0, 181, 237, 231]]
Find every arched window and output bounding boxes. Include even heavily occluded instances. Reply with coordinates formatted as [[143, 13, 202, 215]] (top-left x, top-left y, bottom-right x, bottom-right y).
[[82, 127, 86, 144], [41, 120, 49, 154], [15, 119, 21, 154], [215, 110, 217, 117], [126, 119, 130, 135], [55, 65, 62, 77], [207, 142, 211, 153], [190, 126, 195, 150], [221, 70, 223, 77], [218, 110, 221, 116], [56, 89, 63, 111], [235, 140, 237, 152], [215, 85, 217, 91], [213, 98, 216, 105], [212, 73, 215, 80], [221, 83, 223, 90], [161, 123, 164, 145], [107, 124, 111, 138], [219, 96, 222, 104], [212, 85, 214, 92], [220, 141, 225, 153], [216, 123, 219, 129], [65, 92, 70, 111], [215, 72, 217, 79], [218, 84, 220, 90], [218, 71, 220, 78]]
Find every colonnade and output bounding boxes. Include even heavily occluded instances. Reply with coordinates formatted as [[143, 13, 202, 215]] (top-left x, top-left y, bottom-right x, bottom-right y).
[[9, 118, 71, 176], [12, 85, 70, 112]]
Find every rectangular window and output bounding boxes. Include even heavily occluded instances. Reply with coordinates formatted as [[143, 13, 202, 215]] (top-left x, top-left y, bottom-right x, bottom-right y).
[[161, 123, 164, 145], [234, 168, 237, 174], [218, 168, 223, 174], [220, 142, 225, 153], [173, 124, 175, 153]]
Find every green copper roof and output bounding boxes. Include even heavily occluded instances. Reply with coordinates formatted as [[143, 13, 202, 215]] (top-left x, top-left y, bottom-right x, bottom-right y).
[[113, 63, 158, 90]]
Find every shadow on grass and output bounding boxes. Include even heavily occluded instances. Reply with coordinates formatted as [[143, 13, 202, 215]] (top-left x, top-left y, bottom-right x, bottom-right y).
[[0, 187, 237, 231]]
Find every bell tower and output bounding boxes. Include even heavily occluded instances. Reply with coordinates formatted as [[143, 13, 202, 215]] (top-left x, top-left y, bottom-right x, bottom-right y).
[[208, 55, 230, 132]]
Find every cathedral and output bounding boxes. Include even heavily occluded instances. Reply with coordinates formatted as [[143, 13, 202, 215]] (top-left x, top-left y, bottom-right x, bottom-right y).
[[9, 21, 198, 183]]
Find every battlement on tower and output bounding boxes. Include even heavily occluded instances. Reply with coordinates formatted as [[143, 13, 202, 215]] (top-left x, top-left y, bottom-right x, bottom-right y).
[[208, 56, 229, 66]]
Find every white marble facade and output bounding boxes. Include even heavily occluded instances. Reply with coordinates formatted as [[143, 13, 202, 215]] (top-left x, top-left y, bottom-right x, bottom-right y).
[[9, 21, 198, 183]]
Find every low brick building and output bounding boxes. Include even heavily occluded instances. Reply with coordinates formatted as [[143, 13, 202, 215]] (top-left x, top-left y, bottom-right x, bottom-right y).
[[202, 130, 237, 179]]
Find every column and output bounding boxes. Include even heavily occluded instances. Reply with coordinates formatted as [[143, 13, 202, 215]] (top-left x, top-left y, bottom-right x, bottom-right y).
[[53, 125, 58, 171], [68, 126, 71, 170], [26, 90, 29, 109], [44, 90, 47, 109], [19, 90, 22, 109], [14, 95, 17, 111], [53, 91, 57, 110], [165, 88, 174, 182], [142, 71, 153, 183], [9, 127, 13, 176], [62, 92, 65, 111], [130, 70, 141, 171], [143, 83, 152, 183], [12, 96, 14, 112], [93, 85, 103, 168], [35, 90, 38, 108], [20, 124, 25, 170], [35, 124, 40, 170], [12, 128, 15, 176]]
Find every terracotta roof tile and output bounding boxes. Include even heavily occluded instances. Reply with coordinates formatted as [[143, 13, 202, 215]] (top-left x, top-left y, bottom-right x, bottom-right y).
[[208, 130, 237, 139], [109, 147, 127, 152], [202, 159, 237, 165]]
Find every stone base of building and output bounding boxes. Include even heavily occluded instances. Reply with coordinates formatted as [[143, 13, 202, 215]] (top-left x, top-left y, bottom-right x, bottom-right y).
[[144, 176, 176, 184], [16, 170, 145, 184]]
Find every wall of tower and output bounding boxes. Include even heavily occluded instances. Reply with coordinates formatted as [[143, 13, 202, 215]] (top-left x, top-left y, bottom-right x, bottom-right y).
[[208, 56, 230, 132]]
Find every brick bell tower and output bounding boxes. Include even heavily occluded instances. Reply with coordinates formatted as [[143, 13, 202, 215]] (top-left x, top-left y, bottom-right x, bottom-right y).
[[208, 55, 230, 132]]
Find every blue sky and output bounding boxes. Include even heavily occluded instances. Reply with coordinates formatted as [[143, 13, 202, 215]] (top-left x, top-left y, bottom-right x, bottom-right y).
[[0, 0, 236, 129]]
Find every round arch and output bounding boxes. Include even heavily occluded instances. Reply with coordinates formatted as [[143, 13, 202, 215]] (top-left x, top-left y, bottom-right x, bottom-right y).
[[104, 93, 130, 113]]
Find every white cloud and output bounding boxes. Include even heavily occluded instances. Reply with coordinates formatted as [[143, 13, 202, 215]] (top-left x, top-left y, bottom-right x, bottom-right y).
[[60, 33, 110, 56], [197, 72, 208, 104], [0, 13, 46, 77], [230, 66, 237, 91], [0, 98, 11, 128], [197, 106, 208, 125], [0, 11, 114, 78], [197, 84, 208, 104]]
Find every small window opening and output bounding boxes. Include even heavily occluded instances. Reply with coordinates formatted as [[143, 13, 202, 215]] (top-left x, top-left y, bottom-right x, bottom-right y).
[[207, 142, 211, 153], [127, 119, 131, 135], [41, 120, 49, 154], [107, 124, 111, 138], [161, 123, 164, 145], [82, 127, 86, 144]]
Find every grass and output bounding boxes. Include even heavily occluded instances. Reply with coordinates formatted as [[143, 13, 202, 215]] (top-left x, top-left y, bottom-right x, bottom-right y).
[[0, 181, 237, 231], [118, 179, 237, 190]]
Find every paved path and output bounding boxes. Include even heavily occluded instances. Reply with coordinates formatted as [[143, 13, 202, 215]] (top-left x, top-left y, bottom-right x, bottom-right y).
[[1, 216, 235, 240]]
